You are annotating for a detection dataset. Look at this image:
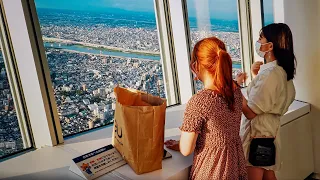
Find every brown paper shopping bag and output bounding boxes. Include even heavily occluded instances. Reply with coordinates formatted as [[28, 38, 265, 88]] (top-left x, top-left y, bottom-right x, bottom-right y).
[[112, 86, 166, 175]]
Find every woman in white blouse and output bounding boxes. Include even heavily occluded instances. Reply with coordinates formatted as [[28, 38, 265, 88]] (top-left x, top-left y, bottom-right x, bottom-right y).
[[240, 23, 296, 180]]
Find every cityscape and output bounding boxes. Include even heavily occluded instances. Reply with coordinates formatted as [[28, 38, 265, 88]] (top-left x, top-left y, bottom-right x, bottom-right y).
[[0, 5, 243, 157], [0, 53, 24, 158], [47, 49, 165, 136], [42, 23, 242, 137]]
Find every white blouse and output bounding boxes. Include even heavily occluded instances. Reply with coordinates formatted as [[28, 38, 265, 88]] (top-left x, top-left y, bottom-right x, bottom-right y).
[[240, 60, 296, 171]]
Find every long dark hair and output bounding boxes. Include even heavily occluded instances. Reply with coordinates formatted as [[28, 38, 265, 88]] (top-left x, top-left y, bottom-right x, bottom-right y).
[[261, 23, 296, 80]]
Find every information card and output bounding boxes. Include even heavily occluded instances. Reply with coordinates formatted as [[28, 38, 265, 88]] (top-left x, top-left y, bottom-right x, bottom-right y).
[[69, 145, 126, 180]]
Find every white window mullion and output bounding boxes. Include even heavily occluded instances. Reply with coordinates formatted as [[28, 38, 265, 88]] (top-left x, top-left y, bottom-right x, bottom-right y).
[[0, 7, 32, 149], [2, 0, 63, 147], [273, 0, 285, 23], [168, 0, 193, 104], [249, 0, 264, 62], [154, 0, 179, 105], [237, 0, 255, 84]]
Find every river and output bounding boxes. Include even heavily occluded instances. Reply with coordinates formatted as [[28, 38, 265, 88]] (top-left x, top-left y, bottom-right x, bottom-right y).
[[44, 42, 242, 69]]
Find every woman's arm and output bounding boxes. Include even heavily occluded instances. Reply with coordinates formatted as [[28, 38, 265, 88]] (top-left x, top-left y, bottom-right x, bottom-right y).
[[164, 131, 198, 156], [165, 94, 203, 155], [242, 95, 257, 120], [179, 131, 198, 156]]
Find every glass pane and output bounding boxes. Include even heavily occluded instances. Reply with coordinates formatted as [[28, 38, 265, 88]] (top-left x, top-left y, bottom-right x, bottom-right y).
[[0, 51, 31, 158], [187, 0, 243, 92], [262, 0, 274, 26], [34, 0, 176, 137]]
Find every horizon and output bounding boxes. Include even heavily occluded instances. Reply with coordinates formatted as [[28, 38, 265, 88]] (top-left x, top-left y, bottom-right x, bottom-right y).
[[36, 7, 241, 22], [35, 0, 249, 21], [37, 7, 274, 24]]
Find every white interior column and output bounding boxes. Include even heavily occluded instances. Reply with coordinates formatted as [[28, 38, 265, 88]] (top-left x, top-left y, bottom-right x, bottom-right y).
[[250, 0, 264, 62], [274, 0, 320, 175]]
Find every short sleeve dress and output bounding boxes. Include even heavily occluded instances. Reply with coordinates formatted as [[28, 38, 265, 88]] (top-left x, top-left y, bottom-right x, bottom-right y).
[[180, 88, 248, 180], [240, 61, 296, 171]]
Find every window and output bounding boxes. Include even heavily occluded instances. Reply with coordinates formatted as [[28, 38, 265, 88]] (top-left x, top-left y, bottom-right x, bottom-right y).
[[186, 0, 243, 92], [0, 52, 23, 158], [34, 0, 178, 137], [262, 0, 274, 26], [0, 2, 34, 159], [0, 40, 32, 159]]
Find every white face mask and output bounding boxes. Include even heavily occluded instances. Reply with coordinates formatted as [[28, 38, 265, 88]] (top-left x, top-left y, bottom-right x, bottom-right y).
[[255, 41, 271, 58]]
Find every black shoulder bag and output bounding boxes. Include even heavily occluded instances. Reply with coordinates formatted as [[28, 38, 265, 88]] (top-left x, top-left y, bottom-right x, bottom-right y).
[[248, 123, 278, 167]]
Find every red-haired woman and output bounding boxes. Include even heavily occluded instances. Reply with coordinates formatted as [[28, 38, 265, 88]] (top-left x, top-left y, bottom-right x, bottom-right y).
[[165, 37, 247, 180]]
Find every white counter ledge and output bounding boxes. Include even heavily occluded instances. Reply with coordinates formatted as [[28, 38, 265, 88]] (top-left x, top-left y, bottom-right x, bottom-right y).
[[0, 100, 311, 180]]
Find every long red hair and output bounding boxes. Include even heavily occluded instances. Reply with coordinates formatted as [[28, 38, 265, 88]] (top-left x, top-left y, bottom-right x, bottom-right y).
[[191, 37, 236, 110]]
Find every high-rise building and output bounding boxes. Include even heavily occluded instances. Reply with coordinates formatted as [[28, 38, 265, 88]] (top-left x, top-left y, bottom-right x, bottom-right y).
[[102, 58, 107, 64], [82, 84, 86, 91], [88, 120, 94, 129], [157, 80, 163, 86], [133, 63, 139, 68], [5, 142, 16, 149], [127, 58, 131, 65], [93, 90, 99, 96], [62, 85, 71, 92], [98, 88, 106, 96], [83, 99, 90, 105], [3, 100, 9, 105], [88, 104, 99, 111], [99, 111, 105, 120], [0, 68, 6, 78]]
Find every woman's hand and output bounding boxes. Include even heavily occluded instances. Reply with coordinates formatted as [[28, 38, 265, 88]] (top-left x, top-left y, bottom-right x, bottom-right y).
[[164, 139, 180, 151], [251, 61, 263, 77], [235, 72, 247, 86]]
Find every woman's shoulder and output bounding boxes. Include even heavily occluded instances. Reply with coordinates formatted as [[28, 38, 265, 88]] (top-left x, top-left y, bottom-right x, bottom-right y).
[[184, 89, 221, 116], [187, 89, 219, 107], [258, 64, 286, 80]]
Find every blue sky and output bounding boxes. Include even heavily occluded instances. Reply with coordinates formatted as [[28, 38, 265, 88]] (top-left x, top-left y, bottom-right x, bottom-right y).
[[187, 0, 238, 20], [263, 0, 274, 24], [35, 0, 273, 21], [35, 0, 156, 13]]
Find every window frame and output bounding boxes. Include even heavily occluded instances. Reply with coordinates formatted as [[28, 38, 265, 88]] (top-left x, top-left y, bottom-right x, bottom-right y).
[[1, 0, 63, 147], [167, 0, 194, 104], [249, 0, 264, 63], [0, 0, 35, 159], [169, 0, 256, 90], [261, 0, 275, 27], [0, 0, 262, 156], [24, 0, 182, 139], [154, 0, 181, 106], [238, 0, 256, 84]]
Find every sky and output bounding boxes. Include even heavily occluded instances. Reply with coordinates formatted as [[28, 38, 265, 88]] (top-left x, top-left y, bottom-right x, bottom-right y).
[[35, 0, 274, 21], [187, 0, 238, 20], [263, 0, 274, 24], [35, 0, 156, 13]]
